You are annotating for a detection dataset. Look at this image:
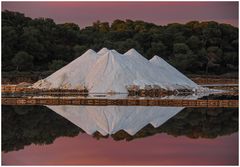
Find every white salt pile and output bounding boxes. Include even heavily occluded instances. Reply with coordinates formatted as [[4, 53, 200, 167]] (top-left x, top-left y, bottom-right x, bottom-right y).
[[97, 47, 109, 55], [85, 50, 140, 93], [47, 105, 183, 136], [32, 48, 202, 93], [150, 55, 200, 90], [33, 49, 99, 90]]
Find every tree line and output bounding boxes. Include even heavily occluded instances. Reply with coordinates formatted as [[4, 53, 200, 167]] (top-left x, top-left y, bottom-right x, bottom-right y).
[[2, 10, 238, 75]]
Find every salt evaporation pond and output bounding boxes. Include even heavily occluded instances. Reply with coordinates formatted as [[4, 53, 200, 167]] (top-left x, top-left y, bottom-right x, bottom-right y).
[[2, 48, 237, 165]]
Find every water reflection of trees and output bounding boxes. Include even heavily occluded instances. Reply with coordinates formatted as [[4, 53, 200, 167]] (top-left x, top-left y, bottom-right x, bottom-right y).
[[107, 108, 238, 141], [2, 105, 82, 153], [2, 106, 238, 152]]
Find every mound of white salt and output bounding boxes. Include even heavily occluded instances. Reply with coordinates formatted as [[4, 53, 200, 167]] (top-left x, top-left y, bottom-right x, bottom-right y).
[[85, 50, 136, 93], [32, 49, 99, 89], [124, 50, 171, 89], [85, 49, 174, 93], [97, 47, 109, 55], [33, 47, 203, 93], [149, 55, 200, 90]]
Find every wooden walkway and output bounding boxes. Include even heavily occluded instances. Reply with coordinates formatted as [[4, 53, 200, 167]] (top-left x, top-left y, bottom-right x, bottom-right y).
[[1, 97, 238, 108], [201, 84, 238, 87]]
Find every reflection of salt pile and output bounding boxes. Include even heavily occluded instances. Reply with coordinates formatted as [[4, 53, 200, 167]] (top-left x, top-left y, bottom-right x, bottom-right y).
[[47, 105, 184, 136], [46, 95, 202, 136], [33, 48, 202, 93]]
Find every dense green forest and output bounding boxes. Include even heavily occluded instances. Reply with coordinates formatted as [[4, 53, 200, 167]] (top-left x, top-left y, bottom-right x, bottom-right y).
[[2, 10, 238, 75]]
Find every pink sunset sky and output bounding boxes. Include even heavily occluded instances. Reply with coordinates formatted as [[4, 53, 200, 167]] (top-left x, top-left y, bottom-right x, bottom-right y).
[[2, 1, 239, 27]]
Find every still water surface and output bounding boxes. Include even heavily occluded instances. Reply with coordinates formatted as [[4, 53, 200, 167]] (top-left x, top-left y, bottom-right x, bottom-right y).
[[2, 105, 238, 165]]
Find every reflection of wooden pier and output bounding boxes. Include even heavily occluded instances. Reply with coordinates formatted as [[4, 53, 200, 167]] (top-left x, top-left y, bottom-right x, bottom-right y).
[[2, 97, 238, 108]]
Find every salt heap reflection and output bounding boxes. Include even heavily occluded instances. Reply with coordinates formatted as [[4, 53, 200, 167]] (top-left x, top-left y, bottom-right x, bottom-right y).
[[46, 105, 184, 136]]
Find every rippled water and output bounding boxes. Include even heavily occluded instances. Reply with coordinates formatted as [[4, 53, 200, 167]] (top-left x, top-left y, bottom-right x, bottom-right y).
[[2, 104, 238, 165]]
